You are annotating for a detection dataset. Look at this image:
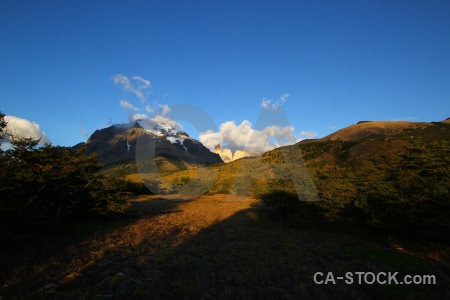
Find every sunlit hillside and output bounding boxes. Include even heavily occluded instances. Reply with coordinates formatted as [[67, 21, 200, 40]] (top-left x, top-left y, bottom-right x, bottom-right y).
[[2, 117, 449, 299]]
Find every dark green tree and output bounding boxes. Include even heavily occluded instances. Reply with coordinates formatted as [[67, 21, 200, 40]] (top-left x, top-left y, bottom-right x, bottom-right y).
[[393, 141, 450, 233], [348, 141, 450, 236], [0, 112, 131, 237]]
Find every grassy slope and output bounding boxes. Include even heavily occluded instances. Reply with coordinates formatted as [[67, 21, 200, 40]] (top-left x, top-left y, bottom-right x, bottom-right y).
[[318, 121, 430, 141], [138, 120, 450, 197], [104, 119, 450, 181]]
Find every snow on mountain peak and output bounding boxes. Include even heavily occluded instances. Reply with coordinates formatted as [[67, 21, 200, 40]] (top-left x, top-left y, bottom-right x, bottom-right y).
[[136, 119, 189, 151]]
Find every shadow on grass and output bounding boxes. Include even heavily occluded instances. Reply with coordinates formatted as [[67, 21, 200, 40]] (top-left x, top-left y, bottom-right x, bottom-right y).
[[2, 196, 450, 299], [0, 197, 186, 299]]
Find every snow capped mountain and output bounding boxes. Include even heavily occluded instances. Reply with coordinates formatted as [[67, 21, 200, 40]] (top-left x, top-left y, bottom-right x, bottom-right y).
[[76, 120, 222, 166], [136, 119, 189, 151]]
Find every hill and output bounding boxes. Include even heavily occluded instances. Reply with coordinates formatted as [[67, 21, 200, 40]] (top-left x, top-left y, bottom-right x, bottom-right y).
[[2, 117, 450, 299], [97, 118, 449, 194], [152, 118, 449, 191], [318, 120, 430, 141], [72, 118, 449, 236], [73, 120, 222, 175], [139, 119, 450, 238]]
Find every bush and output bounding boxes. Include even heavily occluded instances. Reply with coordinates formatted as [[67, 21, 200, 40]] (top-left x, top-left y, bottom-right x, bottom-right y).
[[123, 180, 154, 195], [0, 112, 131, 236], [256, 140, 450, 239], [255, 187, 325, 224], [256, 189, 300, 209], [342, 141, 450, 238]]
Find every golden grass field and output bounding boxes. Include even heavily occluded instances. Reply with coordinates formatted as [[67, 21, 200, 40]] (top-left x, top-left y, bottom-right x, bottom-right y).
[[319, 121, 430, 141], [2, 194, 450, 299]]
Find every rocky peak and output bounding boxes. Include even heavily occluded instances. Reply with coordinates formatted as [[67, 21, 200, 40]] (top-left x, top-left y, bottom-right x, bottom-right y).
[[214, 143, 260, 163], [83, 120, 222, 165]]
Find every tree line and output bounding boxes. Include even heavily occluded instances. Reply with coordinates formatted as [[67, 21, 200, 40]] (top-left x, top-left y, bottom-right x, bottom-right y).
[[0, 112, 137, 239], [256, 138, 450, 239]]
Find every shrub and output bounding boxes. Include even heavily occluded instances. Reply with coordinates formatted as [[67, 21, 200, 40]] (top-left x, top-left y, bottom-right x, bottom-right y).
[[342, 141, 450, 238], [0, 113, 131, 237], [256, 188, 300, 209]]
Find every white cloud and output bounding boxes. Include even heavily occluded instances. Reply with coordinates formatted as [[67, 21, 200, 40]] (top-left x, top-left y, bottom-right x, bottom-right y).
[[119, 100, 182, 130], [112, 74, 151, 102], [151, 115, 183, 129], [4, 116, 49, 144], [131, 113, 150, 121], [261, 93, 290, 111], [389, 117, 417, 121], [199, 120, 297, 153], [298, 130, 317, 141], [264, 125, 296, 144], [113, 74, 132, 90], [131, 76, 151, 88], [129, 113, 183, 130], [280, 92, 289, 103], [145, 105, 154, 113], [120, 100, 139, 111], [142, 103, 170, 115], [261, 98, 272, 110], [199, 129, 223, 151], [80, 127, 89, 138], [159, 104, 171, 116], [113, 75, 185, 131]]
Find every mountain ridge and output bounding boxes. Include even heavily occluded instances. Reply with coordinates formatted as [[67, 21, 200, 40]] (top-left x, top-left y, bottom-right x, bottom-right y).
[[73, 118, 449, 175], [300, 118, 450, 144], [154, 117, 450, 196], [74, 120, 222, 167]]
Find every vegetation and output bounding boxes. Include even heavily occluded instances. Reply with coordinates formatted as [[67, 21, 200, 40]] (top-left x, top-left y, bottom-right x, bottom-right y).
[[1, 116, 449, 298], [1, 196, 448, 299], [255, 125, 450, 240], [140, 121, 450, 240], [0, 112, 134, 240]]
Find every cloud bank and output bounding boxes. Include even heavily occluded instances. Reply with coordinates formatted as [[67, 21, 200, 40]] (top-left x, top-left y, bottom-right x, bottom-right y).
[[130, 113, 183, 130], [298, 130, 317, 140], [4, 116, 49, 144], [199, 120, 297, 153], [200, 93, 316, 153], [113, 80, 317, 154]]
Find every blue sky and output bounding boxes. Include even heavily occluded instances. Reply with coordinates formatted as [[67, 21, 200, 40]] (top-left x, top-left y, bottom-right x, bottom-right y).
[[1, 0, 450, 149]]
